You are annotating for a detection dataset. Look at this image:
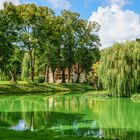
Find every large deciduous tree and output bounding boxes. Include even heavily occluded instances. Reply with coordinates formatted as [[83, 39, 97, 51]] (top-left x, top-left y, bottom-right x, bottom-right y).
[[0, 3, 13, 66], [0, 2, 19, 82], [61, 11, 100, 83], [74, 20, 100, 83], [61, 11, 80, 82], [17, 4, 53, 82]]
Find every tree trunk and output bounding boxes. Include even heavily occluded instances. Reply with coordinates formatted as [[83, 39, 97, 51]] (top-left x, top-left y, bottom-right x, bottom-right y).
[[29, 49, 35, 82], [10, 70, 16, 83], [97, 80, 103, 91], [68, 67, 71, 83], [76, 64, 80, 83], [48, 67, 53, 83], [45, 66, 49, 83], [52, 69, 55, 83], [81, 70, 86, 83], [85, 71, 88, 84], [61, 68, 66, 83]]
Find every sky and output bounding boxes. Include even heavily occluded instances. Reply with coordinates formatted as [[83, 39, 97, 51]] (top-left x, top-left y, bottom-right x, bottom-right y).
[[0, 0, 140, 48]]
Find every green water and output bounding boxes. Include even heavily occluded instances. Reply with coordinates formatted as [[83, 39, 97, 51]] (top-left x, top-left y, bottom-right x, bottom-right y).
[[0, 93, 140, 139]]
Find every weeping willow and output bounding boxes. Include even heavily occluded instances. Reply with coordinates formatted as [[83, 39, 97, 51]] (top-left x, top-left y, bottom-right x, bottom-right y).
[[0, 69, 9, 81], [21, 52, 30, 81], [99, 41, 140, 97]]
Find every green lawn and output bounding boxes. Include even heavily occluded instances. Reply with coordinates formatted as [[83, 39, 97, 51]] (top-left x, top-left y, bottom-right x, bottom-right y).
[[0, 81, 95, 94], [0, 81, 28, 84]]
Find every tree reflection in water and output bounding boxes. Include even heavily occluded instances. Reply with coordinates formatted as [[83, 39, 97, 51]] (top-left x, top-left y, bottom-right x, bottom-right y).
[[0, 94, 140, 139]]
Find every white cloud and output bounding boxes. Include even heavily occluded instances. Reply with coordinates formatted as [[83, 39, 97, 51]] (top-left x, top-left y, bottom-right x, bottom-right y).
[[89, 4, 140, 48], [108, 0, 129, 7], [0, 0, 19, 9], [48, 0, 71, 10]]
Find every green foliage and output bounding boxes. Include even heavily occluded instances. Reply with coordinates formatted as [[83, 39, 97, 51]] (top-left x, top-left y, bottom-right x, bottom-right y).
[[0, 2, 100, 84], [99, 41, 140, 97], [74, 20, 100, 73], [34, 76, 45, 83], [3, 47, 24, 83], [21, 52, 30, 80], [0, 3, 17, 69]]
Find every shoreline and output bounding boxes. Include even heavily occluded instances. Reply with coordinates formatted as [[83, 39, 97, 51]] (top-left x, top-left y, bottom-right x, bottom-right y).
[[0, 83, 95, 94]]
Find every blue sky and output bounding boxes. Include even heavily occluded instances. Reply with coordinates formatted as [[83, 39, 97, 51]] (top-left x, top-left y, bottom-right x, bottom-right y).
[[18, 0, 140, 20]]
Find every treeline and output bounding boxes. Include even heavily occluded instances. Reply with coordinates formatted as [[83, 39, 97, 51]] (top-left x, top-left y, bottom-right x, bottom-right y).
[[0, 2, 100, 83]]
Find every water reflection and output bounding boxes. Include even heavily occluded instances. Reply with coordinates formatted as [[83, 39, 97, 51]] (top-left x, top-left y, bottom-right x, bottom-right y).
[[9, 120, 29, 131], [0, 94, 140, 139]]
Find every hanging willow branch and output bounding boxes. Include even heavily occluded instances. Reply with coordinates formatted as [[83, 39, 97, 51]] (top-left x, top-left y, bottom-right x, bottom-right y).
[[98, 41, 140, 97], [21, 52, 30, 81]]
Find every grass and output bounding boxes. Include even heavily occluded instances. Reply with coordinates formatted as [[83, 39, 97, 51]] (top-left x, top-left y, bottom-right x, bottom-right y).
[[0, 81, 28, 84], [0, 128, 111, 140], [131, 94, 140, 102], [0, 81, 95, 94], [86, 90, 109, 94], [82, 90, 111, 100]]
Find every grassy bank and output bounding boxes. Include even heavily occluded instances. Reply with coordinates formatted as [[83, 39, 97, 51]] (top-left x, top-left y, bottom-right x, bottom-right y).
[[82, 90, 111, 100], [131, 94, 140, 102], [0, 128, 110, 140], [0, 81, 94, 94]]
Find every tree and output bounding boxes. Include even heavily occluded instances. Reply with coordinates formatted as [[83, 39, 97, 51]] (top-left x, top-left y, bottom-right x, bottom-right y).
[[0, 2, 101, 84], [0, 2, 20, 82], [0, 2, 17, 71], [98, 41, 140, 97], [74, 20, 100, 83], [16, 4, 53, 82], [37, 15, 64, 83], [21, 52, 30, 81], [61, 11, 80, 82], [91, 61, 101, 89], [61, 11, 100, 83], [6, 48, 22, 83]]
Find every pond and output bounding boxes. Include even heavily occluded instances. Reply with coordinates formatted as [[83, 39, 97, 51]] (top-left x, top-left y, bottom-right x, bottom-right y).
[[0, 92, 140, 140]]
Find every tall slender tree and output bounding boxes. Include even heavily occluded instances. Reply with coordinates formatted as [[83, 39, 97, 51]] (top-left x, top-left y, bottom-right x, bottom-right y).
[[0, 2, 19, 82], [16, 4, 53, 82]]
